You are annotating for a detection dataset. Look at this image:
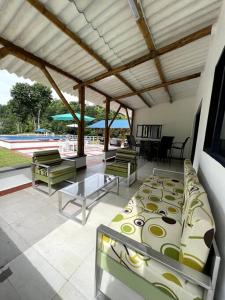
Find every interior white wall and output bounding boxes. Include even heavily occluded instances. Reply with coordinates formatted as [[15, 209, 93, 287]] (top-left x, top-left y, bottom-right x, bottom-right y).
[[133, 97, 196, 158], [193, 1, 225, 299]]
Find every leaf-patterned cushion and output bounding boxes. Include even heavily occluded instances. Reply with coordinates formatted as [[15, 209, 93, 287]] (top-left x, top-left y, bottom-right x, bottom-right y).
[[180, 182, 215, 272], [143, 175, 184, 194], [101, 208, 203, 300]]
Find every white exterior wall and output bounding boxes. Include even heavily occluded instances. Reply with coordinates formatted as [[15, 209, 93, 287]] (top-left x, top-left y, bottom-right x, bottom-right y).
[[193, 1, 225, 299], [133, 97, 196, 158]]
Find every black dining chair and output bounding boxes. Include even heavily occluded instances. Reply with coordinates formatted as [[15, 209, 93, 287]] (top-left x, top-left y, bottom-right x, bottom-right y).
[[152, 136, 174, 160], [126, 135, 141, 152], [172, 137, 190, 159]]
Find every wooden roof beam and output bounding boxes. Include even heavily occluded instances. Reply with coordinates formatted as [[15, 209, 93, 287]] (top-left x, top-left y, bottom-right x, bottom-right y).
[[0, 47, 9, 60], [73, 25, 211, 89], [134, 0, 172, 102], [0, 37, 132, 110], [114, 72, 201, 100], [26, 0, 149, 108]]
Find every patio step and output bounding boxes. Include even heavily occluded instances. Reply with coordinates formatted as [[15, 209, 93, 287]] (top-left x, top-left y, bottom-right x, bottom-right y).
[[0, 174, 32, 196]]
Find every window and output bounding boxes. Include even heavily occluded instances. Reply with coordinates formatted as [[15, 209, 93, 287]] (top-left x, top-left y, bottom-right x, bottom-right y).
[[204, 47, 225, 166], [136, 124, 162, 139]]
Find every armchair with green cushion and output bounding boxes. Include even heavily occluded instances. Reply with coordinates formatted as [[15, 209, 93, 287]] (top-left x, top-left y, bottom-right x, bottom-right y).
[[105, 148, 137, 186], [31, 149, 76, 195]]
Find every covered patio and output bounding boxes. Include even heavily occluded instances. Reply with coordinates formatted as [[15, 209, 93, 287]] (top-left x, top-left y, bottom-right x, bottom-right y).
[[0, 0, 225, 300]]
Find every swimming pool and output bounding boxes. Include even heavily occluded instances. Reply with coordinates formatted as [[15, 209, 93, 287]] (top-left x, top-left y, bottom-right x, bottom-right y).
[[0, 135, 65, 141]]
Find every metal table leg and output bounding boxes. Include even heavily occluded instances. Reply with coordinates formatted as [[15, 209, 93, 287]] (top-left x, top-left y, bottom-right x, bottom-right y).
[[117, 177, 120, 194], [82, 198, 86, 225]]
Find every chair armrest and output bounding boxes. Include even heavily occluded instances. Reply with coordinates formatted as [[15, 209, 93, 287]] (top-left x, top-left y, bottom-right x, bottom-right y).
[[62, 158, 76, 161], [172, 142, 183, 146], [153, 168, 184, 177], [105, 156, 116, 161], [31, 162, 51, 169], [62, 158, 76, 168], [97, 225, 212, 290], [104, 156, 116, 165], [31, 162, 51, 175]]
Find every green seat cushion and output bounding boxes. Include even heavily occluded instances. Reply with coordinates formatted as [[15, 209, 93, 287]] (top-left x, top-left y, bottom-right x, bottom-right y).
[[35, 162, 75, 178], [100, 208, 203, 300]]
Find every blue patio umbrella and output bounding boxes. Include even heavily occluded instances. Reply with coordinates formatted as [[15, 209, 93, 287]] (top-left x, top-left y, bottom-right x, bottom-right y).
[[88, 119, 129, 129], [35, 128, 50, 133], [52, 113, 95, 122]]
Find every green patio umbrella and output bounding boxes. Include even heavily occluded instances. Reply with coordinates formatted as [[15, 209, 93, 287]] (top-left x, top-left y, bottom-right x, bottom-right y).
[[51, 113, 95, 122]]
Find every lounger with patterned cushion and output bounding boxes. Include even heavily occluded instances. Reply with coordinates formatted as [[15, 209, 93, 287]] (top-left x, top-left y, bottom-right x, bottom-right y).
[[95, 160, 220, 300]]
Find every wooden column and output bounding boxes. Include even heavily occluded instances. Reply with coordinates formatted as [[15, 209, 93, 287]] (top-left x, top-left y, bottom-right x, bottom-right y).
[[78, 86, 85, 157], [131, 109, 134, 135], [104, 97, 110, 152]]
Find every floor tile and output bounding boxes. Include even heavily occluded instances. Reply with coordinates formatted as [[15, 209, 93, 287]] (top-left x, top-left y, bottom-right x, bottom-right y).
[[52, 282, 88, 300], [34, 220, 94, 279], [8, 247, 66, 300], [0, 279, 21, 300]]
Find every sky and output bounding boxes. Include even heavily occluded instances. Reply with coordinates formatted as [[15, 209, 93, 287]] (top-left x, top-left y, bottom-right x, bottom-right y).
[[0, 69, 80, 105]]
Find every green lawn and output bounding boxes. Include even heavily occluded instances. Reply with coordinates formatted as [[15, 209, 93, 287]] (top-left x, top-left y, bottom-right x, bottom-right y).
[[0, 147, 31, 168]]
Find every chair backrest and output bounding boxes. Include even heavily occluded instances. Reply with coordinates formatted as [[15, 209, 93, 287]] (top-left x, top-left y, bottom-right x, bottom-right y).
[[115, 148, 137, 164], [126, 134, 137, 147], [180, 159, 216, 272], [33, 149, 62, 165], [182, 137, 190, 149], [126, 135, 132, 148], [160, 136, 174, 150]]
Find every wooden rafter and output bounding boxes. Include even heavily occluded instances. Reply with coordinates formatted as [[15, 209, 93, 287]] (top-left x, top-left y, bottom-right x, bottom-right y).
[[41, 67, 80, 124], [73, 25, 211, 89], [0, 36, 132, 110], [134, 0, 172, 102], [116, 74, 151, 108], [114, 73, 201, 100], [26, 0, 149, 108], [0, 47, 9, 60]]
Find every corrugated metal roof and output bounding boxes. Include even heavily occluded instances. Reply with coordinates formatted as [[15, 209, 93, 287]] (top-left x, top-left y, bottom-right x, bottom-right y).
[[0, 0, 222, 111], [142, 0, 221, 47]]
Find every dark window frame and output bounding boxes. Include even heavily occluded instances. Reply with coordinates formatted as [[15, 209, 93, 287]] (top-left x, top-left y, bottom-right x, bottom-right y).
[[204, 46, 225, 167]]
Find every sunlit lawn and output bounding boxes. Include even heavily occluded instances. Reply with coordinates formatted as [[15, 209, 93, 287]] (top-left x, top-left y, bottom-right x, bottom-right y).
[[0, 147, 31, 168]]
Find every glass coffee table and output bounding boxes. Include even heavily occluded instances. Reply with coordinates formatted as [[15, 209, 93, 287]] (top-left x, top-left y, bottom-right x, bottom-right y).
[[58, 173, 119, 225]]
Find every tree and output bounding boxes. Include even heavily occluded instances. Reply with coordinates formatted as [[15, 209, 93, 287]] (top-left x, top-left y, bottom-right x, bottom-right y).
[[10, 82, 53, 131]]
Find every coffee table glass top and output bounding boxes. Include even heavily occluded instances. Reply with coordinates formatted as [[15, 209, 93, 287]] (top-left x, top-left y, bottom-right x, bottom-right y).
[[59, 173, 116, 198]]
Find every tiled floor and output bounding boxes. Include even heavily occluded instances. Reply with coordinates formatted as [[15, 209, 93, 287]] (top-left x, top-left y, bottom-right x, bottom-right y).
[[0, 158, 183, 300]]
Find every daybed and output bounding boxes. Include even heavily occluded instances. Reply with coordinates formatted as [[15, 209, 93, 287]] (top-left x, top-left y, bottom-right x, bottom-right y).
[[96, 160, 220, 300]]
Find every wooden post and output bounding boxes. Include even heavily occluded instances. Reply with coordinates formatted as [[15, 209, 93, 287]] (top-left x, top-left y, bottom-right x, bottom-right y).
[[125, 107, 132, 131], [78, 86, 85, 157], [104, 97, 110, 152], [131, 109, 134, 135]]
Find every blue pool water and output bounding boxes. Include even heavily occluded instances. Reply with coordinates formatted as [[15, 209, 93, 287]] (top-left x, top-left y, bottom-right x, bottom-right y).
[[0, 135, 65, 141]]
